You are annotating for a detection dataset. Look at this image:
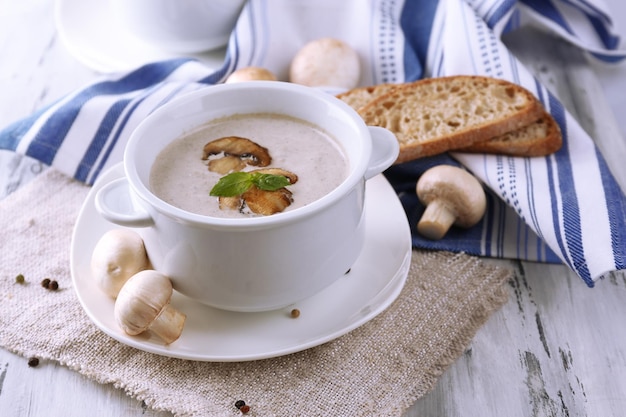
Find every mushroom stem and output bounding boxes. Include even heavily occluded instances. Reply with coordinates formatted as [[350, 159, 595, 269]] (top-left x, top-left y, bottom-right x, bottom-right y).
[[150, 305, 186, 345], [417, 200, 457, 240]]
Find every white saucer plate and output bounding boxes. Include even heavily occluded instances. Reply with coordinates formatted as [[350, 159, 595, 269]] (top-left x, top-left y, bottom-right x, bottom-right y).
[[54, 0, 226, 73], [70, 163, 412, 362]]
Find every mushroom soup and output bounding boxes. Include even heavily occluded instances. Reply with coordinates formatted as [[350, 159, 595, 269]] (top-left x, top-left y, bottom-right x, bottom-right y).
[[149, 113, 349, 218]]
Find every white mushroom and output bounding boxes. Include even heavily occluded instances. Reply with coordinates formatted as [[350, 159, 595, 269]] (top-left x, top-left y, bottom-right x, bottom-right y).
[[202, 136, 272, 174], [225, 66, 277, 83], [289, 37, 360, 89], [415, 165, 486, 240], [114, 270, 186, 344], [91, 229, 150, 298]]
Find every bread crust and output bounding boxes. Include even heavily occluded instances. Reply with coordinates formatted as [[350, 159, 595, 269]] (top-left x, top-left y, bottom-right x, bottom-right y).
[[458, 110, 562, 156], [349, 76, 545, 163]]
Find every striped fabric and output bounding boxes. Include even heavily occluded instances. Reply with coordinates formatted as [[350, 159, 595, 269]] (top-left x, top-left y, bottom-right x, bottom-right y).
[[1, 0, 624, 286]]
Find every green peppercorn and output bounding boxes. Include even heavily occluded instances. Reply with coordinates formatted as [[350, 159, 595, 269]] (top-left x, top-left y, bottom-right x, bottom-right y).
[[290, 308, 301, 318], [15, 274, 25, 284]]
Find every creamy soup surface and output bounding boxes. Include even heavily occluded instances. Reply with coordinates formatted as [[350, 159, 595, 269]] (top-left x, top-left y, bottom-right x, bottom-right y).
[[150, 113, 349, 218]]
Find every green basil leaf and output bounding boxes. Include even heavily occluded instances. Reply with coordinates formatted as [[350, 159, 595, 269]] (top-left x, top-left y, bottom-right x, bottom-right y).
[[209, 172, 253, 196], [251, 173, 292, 191]]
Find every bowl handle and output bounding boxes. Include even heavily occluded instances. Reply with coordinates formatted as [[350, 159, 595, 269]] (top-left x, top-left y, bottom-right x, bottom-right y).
[[94, 177, 154, 227], [364, 126, 400, 180]]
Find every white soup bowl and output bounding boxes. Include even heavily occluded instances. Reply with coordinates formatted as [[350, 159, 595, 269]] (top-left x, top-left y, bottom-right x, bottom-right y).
[[95, 81, 399, 312]]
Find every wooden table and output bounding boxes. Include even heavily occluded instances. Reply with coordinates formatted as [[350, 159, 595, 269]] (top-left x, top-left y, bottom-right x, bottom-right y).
[[1, 1, 625, 416]]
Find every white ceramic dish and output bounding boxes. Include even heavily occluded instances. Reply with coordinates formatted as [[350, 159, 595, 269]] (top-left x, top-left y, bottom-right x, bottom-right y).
[[54, 0, 226, 73], [71, 163, 412, 361], [97, 82, 399, 312]]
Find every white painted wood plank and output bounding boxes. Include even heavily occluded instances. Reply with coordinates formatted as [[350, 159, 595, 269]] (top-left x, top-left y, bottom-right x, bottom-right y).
[[1, 2, 626, 417], [0, 349, 169, 417], [409, 261, 626, 417], [0, 2, 165, 416]]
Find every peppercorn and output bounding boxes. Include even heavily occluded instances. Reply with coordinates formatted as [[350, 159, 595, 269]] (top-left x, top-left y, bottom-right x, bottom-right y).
[[41, 278, 51, 288], [15, 274, 25, 284], [290, 308, 300, 318], [48, 280, 59, 291], [27, 357, 39, 367], [234, 400, 246, 410], [240, 404, 250, 414]]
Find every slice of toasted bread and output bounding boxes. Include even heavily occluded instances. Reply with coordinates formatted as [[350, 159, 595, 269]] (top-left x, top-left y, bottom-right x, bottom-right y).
[[336, 83, 399, 110], [458, 111, 562, 156], [357, 76, 544, 163]]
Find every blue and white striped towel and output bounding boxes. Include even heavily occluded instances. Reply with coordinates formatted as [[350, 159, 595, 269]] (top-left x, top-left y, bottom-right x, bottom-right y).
[[1, 0, 625, 287]]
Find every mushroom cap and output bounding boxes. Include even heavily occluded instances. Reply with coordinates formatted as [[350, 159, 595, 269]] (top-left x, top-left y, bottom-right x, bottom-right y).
[[242, 186, 294, 215], [289, 37, 361, 89], [416, 165, 486, 227], [114, 270, 173, 335], [90, 229, 150, 298], [225, 66, 277, 83], [202, 136, 272, 173]]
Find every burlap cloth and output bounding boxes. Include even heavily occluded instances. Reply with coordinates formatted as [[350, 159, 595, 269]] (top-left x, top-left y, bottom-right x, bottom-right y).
[[0, 168, 512, 417]]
